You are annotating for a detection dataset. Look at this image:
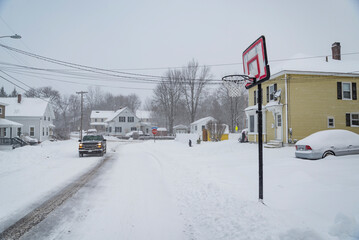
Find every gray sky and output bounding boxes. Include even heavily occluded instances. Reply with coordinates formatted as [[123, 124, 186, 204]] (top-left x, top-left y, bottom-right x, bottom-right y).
[[1, 0, 359, 103]]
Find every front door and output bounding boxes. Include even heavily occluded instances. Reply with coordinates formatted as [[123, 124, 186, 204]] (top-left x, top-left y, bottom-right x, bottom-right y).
[[275, 113, 282, 141]]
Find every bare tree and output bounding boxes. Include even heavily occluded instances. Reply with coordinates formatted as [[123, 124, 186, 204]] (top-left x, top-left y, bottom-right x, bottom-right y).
[[180, 59, 211, 123], [126, 93, 141, 113], [219, 85, 248, 132], [153, 69, 182, 134], [206, 120, 226, 141]]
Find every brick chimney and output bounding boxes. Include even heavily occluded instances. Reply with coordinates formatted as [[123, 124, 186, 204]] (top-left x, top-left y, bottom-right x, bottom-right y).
[[17, 94, 22, 103], [332, 42, 341, 60]]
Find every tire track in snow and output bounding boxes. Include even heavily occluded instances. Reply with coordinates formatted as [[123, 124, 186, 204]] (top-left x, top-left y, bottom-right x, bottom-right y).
[[0, 154, 113, 240]]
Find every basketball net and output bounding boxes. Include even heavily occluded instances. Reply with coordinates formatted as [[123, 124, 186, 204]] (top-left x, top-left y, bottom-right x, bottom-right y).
[[222, 75, 254, 97]]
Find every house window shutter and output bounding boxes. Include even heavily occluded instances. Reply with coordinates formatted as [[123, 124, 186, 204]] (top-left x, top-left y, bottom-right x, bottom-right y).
[[352, 82, 357, 100], [254, 90, 256, 105], [337, 82, 342, 99], [274, 83, 277, 92], [266, 86, 269, 103], [346, 113, 351, 126]]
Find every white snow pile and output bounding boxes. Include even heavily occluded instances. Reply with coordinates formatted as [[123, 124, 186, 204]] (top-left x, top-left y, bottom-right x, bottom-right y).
[[296, 129, 359, 149]]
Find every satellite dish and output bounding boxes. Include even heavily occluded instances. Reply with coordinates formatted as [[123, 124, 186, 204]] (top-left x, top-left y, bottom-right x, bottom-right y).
[[274, 89, 281, 98]]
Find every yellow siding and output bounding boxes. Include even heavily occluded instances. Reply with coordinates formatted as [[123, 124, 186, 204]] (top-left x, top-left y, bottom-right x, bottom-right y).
[[247, 74, 359, 143], [288, 74, 359, 140]]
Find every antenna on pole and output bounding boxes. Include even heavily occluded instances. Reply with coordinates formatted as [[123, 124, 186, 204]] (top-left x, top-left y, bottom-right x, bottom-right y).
[[76, 91, 88, 140]]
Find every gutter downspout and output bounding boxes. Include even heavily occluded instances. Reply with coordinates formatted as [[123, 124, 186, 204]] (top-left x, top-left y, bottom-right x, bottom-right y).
[[285, 74, 288, 144]]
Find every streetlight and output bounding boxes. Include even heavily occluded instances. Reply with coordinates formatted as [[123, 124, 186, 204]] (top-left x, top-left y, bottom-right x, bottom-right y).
[[0, 34, 22, 39]]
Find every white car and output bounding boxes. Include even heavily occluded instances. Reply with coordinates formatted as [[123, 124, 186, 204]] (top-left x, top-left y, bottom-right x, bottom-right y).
[[295, 130, 359, 160]]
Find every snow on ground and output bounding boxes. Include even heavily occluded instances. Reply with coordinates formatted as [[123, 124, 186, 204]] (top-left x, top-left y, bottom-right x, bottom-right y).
[[1, 136, 359, 239], [0, 138, 119, 232]]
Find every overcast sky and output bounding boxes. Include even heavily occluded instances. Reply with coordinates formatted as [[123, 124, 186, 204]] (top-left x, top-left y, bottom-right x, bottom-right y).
[[1, 0, 359, 103]]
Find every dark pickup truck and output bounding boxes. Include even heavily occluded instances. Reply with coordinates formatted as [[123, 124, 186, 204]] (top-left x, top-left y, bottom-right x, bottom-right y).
[[78, 135, 107, 157]]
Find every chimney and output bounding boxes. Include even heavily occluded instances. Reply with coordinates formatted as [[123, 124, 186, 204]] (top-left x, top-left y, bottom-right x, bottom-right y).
[[332, 42, 341, 60], [17, 94, 22, 104]]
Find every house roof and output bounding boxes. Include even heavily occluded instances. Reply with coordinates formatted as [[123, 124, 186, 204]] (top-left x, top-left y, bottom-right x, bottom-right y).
[[0, 118, 23, 127], [190, 116, 216, 125], [90, 110, 115, 119], [270, 54, 359, 79], [105, 107, 135, 122], [173, 124, 188, 129], [0, 97, 51, 117]]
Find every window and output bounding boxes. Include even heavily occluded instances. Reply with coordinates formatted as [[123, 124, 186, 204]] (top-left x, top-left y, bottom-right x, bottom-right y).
[[249, 115, 255, 133], [109, 127, 112, 132], [195, 126, 197, 131], [202, 125, 205, 130], [342, 82, 351, 100], [119, 116, 126, 122], [101, 118, 104, 122], [48, 117, 50, 121], [3, 128, 7, 137], [115, 127, 122, 132], [346, 113, 359, 127], [0, 107, 2, 114], [131, 127, 137, 131], [338, 82, 357, 100], [30, 126, 35, 137], [277, 114, 282, 127], [266, 83, 277, 102], [17, 127, 21, 137], [328, 117, 335, 128], [95, 119, 98, 122], [43, 127, 45, 136], [128, 116, 134, 122], [46, 128, 49, 136]]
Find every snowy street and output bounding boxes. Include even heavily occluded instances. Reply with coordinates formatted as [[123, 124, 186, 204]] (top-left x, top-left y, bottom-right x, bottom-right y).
[[1, 137, 359, 240]]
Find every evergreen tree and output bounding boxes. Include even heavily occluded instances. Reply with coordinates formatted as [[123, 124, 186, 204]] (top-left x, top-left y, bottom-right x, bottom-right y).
[[0, 86, 7, 97], [10, 87, 18, 97]]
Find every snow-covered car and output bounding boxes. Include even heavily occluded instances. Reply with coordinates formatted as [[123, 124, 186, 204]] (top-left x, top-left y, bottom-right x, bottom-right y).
[[295, 130, 359, 160]]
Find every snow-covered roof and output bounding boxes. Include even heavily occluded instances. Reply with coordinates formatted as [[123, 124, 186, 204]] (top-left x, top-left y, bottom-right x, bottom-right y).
[[90, 110, 115, 119], [173, 124, 188, 129], [90, 122, 108, 126], [0, 118, 23, 127], [157, 128, 167, 131], [0, 97, 51, 117], [190, 116, 216, 125], [136, 110, 151, 119], [0, 101, 9, 106], [105, 107, 129, 122], [270, 54, 359, 78]]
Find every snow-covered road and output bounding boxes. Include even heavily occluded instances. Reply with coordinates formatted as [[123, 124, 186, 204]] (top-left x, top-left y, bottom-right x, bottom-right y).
[[1, 137, 359, 240]]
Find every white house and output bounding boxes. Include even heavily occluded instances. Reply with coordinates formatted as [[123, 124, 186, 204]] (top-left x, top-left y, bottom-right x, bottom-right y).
[[105, 107, 141, 136], [173, 124, 188, 134], [90, 110, 114, 132], [0, 95, 55, 142], [190, 116, 216, 135], [0, 101, 23, 141]]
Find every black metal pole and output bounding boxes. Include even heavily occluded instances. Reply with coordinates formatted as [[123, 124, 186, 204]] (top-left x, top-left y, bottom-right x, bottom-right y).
[[257, 84, 264, 201]]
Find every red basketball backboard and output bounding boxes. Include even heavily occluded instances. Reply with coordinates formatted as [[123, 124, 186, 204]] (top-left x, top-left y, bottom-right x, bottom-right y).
[[242, 36, 270, 89]]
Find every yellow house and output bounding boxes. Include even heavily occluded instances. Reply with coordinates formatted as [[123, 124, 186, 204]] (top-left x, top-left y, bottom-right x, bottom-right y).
[[245, 44, 359, 145]]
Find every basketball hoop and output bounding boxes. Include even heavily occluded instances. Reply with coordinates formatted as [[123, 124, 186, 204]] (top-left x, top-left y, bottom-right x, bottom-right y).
[[222, 74, 255, 97]]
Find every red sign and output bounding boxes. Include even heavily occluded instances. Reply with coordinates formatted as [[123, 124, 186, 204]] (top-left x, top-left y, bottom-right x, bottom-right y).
[[152, 129, 158, 135]]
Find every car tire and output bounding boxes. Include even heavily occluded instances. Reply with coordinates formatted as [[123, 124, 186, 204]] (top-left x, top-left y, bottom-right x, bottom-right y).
[[322, 151, 334, 158]]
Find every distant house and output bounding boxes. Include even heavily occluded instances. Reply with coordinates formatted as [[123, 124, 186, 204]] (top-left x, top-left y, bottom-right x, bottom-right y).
[[136, 110, 153, 135], [105, 107, 141, 136], [0, 101, 23, 142], [245, 42, 359, 145], [173, 124, 188, 134], [190, 116, 216, 135], [0, 95, 55, 142], [90, 110, 114, 133], [156, 127, 168, 136]]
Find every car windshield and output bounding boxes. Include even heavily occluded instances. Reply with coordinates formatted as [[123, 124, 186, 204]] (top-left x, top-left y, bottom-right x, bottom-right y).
[[83, 135, 103, 141]]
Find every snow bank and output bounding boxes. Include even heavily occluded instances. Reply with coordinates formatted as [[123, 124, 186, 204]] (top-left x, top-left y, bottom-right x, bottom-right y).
[[175, 133, 201, 144]]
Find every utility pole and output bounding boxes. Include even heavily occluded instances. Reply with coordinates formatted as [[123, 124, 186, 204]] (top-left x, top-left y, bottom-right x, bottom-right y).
[[76, 91, 88, 140]]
